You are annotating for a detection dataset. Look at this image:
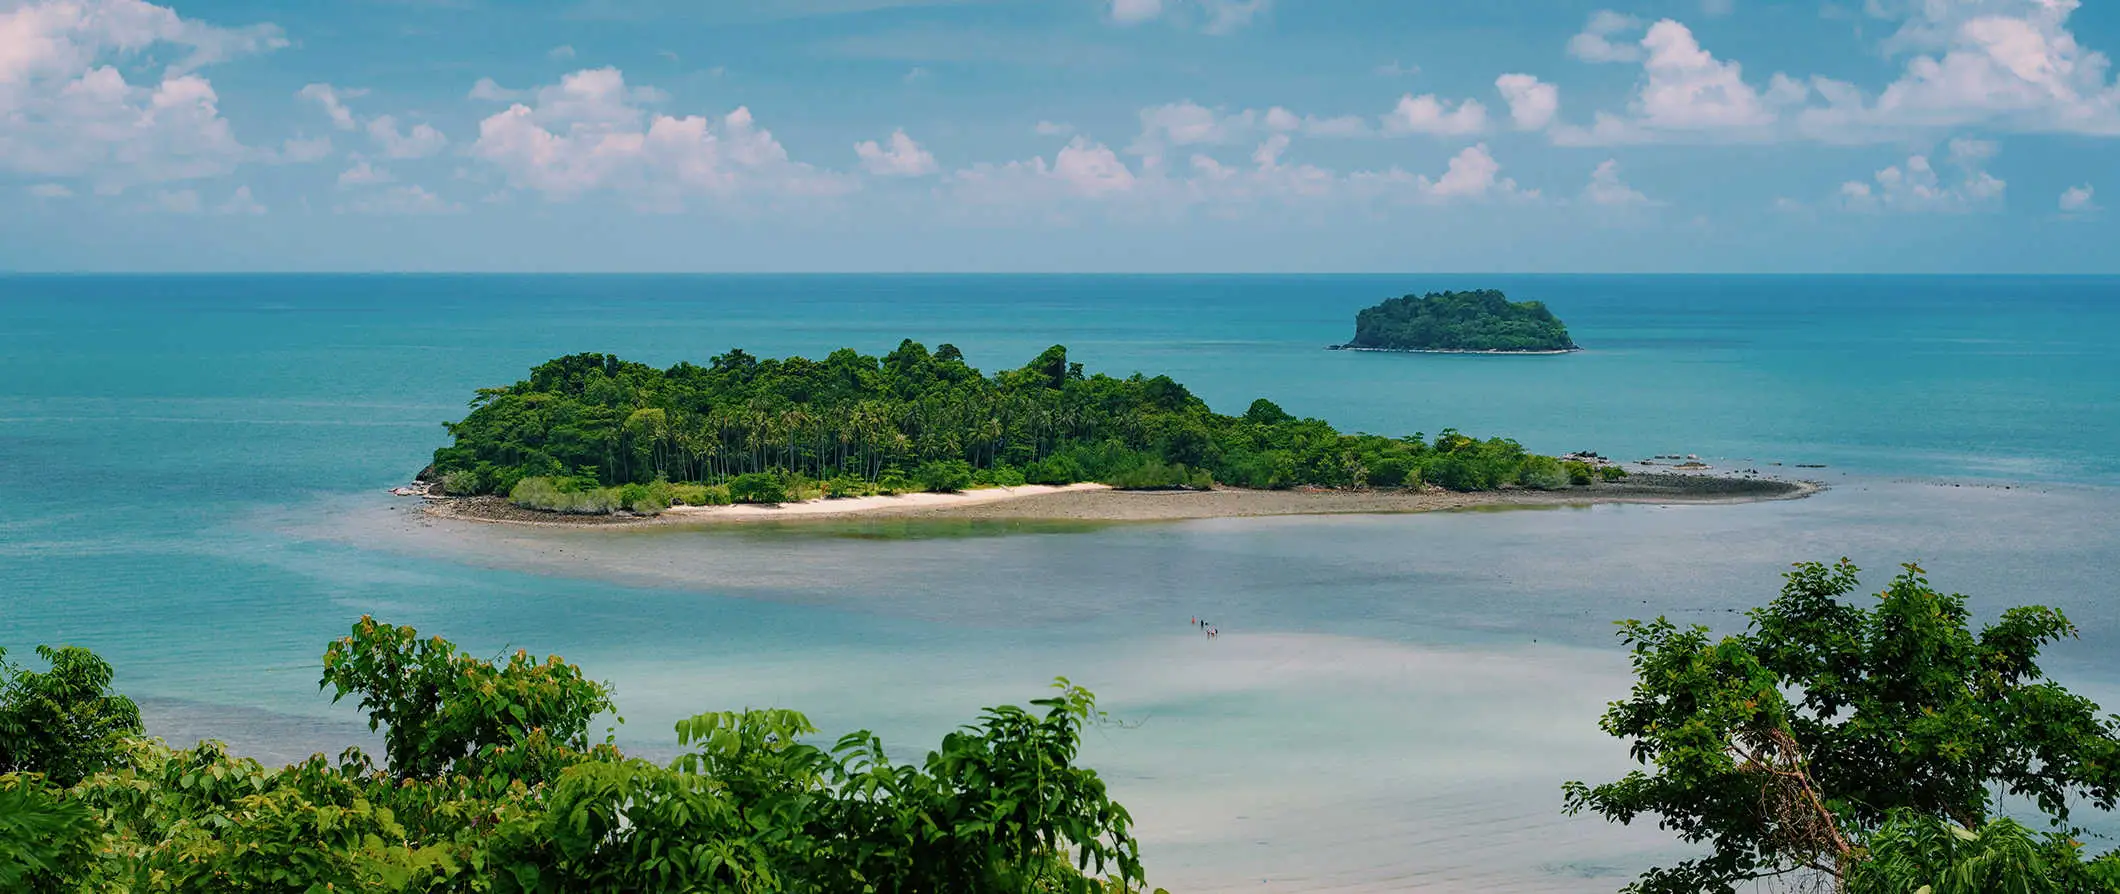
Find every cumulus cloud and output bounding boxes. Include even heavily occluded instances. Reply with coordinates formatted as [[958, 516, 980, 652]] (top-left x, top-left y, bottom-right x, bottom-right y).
[[1838, 140, 2006, 212], [468, 67, 852, 207], [1348, 144, 1535, 204], [0, 0, 280, 192], [1582, 159, 1652, 206], [273, 135, 334, 164], [1568, 10, 1644, 63], [337, 160, 394, 187], [1381, 94, 1488, 136], [548, 44, 576, 60], [367, 115, 448, 159], [951, 137, 1139, 205], [854, 129, 938, 176], [297, 83, 360, 131], [1034, 120, 1074, 136], [468, 78, 527, 102], [2059, 184, 2097, 214], [1495, 74, 1560, 130], [1553, 19, 1800, 144], [1805, 0, 2120, 136]]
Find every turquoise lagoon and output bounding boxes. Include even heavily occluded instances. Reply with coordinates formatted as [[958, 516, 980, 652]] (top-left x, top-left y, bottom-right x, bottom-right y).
[[3, 274, 2119, 892]]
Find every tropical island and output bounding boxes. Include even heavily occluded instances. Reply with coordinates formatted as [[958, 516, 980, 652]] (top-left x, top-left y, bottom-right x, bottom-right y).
[[419, 341, 1801, 523], [1336, 289, 1578, 353]]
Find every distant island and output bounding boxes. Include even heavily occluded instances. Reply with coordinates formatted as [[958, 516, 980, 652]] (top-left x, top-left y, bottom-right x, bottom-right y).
[[1335, 289, 1579, 353], [418, 341, 1656, 519]]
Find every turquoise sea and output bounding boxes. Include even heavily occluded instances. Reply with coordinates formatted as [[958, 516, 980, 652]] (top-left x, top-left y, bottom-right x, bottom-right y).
[[4, 274, 2120, 892]]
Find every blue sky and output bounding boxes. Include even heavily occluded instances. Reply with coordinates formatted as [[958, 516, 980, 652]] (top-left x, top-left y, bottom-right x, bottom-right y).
[[1, 0, 2116, 272]]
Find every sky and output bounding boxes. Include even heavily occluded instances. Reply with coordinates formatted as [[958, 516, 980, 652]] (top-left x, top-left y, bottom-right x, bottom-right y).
[[1, 0, 2117, 273]]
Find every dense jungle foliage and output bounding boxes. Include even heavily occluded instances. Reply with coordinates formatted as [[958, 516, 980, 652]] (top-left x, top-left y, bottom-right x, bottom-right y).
[[1346, 290, 1577, 352], [0, 620, 1153, 893], [428, 341, 1588, 514], [1567, 560, 2120, 894]]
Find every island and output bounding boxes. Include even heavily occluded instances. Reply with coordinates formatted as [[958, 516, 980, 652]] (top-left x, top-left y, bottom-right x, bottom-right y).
[[417, 340, 1803, 523], [1336, 289, 1578, 353]]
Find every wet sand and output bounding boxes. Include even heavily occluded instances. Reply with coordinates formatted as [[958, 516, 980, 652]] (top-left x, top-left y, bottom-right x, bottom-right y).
[[423, 474, 1819, 528]]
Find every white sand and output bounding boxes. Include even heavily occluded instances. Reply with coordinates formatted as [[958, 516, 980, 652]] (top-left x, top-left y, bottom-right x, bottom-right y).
[[657, 482, 1110, 521]]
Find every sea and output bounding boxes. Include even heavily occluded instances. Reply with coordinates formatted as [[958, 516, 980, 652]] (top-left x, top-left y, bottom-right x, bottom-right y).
[[3, 274, 2119, 892]]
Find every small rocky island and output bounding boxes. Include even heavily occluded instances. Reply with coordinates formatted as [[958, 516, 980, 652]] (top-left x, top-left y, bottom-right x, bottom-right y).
[[1334, 289, 1579, 353]]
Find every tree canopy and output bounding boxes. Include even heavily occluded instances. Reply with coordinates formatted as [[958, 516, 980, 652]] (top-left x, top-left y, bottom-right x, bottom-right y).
[[1, 620, 1157, 893], [1565, 560, 2120, 894], [428, 340, 1577, 514], [1346, 290, 1577, 352]]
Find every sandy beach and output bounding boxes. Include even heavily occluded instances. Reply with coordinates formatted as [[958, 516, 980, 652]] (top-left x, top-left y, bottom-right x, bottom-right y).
[[422, 474, 1821, 528]]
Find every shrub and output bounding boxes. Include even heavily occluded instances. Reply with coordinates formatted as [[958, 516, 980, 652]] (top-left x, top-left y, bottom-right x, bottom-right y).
[[825, 475, 876, 499], [1215, 450, 1296, 490], [439, 470, 480, 496], [974, 466, 1028, 488], [877, 473, 915, 496], [1598, 464, 1630, 482], [1024, 455, 1087, 486], [1421, 454, 1489, 492], [916, 460, 975, 494], [1369, 456, 1415, 488], [1564, 461, 1595, 487], [669, 483, 730, 506], [1519, 456, 1569, 491], [727, 473, 788, 504], [1106, 462, 1208, 491]]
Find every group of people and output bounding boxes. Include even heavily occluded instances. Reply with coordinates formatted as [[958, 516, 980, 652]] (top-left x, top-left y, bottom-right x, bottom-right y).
[[1191, 616, 1219, 638]]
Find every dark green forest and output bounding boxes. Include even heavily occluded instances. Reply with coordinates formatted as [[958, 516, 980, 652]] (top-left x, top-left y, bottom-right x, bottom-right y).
[[428, 341, 1599, 514], [1346, 290, 1578, 352]]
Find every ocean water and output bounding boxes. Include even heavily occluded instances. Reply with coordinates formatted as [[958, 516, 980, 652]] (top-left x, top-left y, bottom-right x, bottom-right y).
[[3, 274, 2120, 892]]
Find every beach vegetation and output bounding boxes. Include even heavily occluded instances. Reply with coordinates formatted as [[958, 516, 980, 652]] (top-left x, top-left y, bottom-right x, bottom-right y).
[[727, 472, 788, 504], [1345, 289, 1577, 352], [439, 470, 479, 496], [1566, 560, 2120, 894], [428, 342, 1581, 513], [1, 620, 1159, 893], [1518, 455, 1570, 490]]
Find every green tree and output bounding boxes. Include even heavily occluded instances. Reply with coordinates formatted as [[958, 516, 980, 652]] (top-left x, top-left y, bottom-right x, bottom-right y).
[[1564, 560, 2120, 894], [0, 644, 142, 786]]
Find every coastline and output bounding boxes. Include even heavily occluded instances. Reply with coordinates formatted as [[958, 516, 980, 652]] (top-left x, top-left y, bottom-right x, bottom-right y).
[[1332, 345, 1582, 355], [419, 474, 1820, 529]]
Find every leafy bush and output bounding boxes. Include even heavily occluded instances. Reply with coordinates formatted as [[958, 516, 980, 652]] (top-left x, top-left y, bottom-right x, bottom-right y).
[[1563, 461, 1595, 487], [439, 470, 480, 496], [1105, 462, 1210, 491], [917, 460, 975, 493], [1519, 455, 1570, 491], [727, 473, 788, 504], [1024, 455, 1087, 486], [509, 477, 624, 514], [877, 473, 916, 496], [669, 483, 730, 506], [1369, 456, 1415, 488], [825, 475, 876, 499], [974, 465, 1028, 487], [1598, 464, 1629, 482], [2, 645, 142, 786]]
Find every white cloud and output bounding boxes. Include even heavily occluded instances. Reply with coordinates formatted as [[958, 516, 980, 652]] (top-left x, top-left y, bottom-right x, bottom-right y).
[[854, 128, 938, 176], [0, 0, 278, 192], [340, 184, 463, 216], [950, 137, 1138, 205], [1109, 0, 1162, 25], [1495, 74, 1560, 130], [1381, 94, 1488, 136], [1838, 143, 2006, 212], [1701, 0, 1735, 16], [2059, 183, 2097, 213], [1106, 0, 1267, 33], [1813, 0, 2120, 136], [215, 184, 264, 215], [1583, 159, 1652, 206], [28, 183, 73, 198], [1554, 19, 1795, 144], [468, 78, 526, 102], [1034, 120, 1074, 136], [298, 83, 359, 131], [367, 115, 448, 159], [1568, 10, 1644, 63], [337, 160, 394, 187], [468, 67, 853, 207], [1349, 144, 1536, 204], [548, 44, 576, 60]]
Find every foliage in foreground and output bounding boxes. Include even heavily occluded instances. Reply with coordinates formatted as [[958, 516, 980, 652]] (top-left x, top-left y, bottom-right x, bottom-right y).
[[1346, 289, 1577, 352], [431, 341, 1581, 510], [0, 618, 1155, 893], [1565, 559, 2120, 894]]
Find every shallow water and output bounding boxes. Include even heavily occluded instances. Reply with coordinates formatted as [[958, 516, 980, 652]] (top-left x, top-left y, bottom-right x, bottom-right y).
[[4, 274, 2120, 891]]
